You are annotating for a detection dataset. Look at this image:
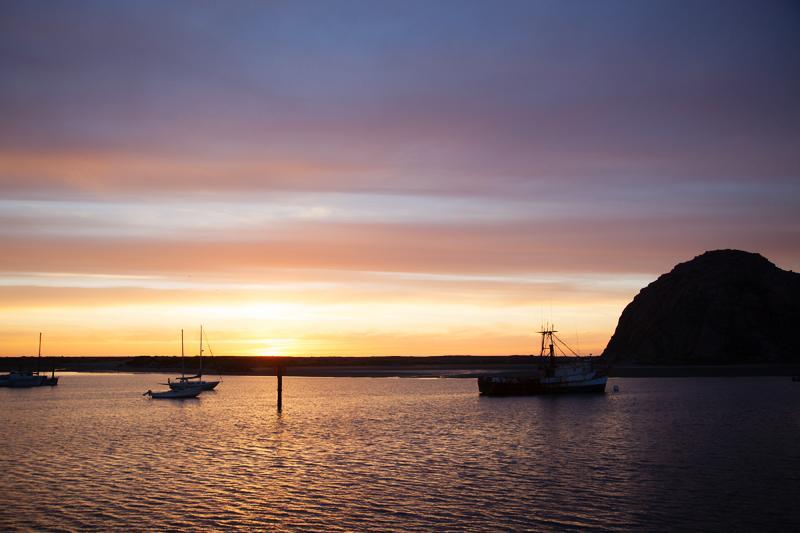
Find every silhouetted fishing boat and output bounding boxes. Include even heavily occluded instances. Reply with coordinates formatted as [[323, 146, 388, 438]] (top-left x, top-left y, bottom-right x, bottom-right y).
[[478, 324, 607, 395], [167, 326, 220, 391]]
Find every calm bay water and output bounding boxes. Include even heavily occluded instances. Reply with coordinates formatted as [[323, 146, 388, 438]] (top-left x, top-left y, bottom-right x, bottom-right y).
[[1, 374, 798, 531]]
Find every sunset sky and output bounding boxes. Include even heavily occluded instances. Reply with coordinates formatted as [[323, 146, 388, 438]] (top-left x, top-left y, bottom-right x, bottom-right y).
[[1, 1, 798, 357]]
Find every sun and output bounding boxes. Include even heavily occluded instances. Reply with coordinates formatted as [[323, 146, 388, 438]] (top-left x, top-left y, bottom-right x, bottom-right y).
[[249, 338, 296, 357]]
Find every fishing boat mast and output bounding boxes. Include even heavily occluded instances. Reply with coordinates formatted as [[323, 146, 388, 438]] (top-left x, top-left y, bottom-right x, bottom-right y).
[[537, 324, 558, 366], [538, 323, 583, 362]]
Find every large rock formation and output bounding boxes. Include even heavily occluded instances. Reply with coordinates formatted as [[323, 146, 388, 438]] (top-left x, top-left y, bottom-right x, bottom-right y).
[[603, 250, 800, 364]]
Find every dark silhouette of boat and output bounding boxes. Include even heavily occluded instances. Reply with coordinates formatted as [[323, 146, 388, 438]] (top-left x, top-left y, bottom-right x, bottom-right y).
[[0, 371, 44, 388], [166, 326, 220, 391], [144, 328, 218, 399], [143, 387, 202, 399], [478, 324, 607, 395], [0, 333, 58, 388]]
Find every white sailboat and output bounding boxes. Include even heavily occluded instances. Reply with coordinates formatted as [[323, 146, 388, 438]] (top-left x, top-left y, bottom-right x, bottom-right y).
[[0, 333, 56, 388], [168, 326, 220, 391], [144, 329, 202, 399]]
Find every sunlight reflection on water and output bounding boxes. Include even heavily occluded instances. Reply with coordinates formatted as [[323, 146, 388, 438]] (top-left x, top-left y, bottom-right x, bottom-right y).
[[1, 375, 798, 530]]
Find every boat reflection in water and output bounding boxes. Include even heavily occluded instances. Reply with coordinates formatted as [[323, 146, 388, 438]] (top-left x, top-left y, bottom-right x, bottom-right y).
[[478, 324, 607, 396]]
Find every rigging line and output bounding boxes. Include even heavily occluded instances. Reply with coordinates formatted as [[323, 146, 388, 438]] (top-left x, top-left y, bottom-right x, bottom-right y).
[[553, 336, 570, 358], [557, 339, 580, 357], [554, 340, 571, 359], [554, 342, 567, 357], [553, 334, 580, 357], [202, 328, 223, 382]]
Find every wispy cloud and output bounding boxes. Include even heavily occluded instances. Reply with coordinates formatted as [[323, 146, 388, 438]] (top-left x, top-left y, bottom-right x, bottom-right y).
[[0, 0, 797, 355]]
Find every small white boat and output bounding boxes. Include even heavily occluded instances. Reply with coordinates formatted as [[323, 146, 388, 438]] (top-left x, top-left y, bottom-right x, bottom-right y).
[[144, 386, 202, 399]]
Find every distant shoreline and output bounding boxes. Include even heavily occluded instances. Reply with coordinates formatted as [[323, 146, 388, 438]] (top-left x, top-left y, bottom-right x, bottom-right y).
[[1, 356, 798, 378]]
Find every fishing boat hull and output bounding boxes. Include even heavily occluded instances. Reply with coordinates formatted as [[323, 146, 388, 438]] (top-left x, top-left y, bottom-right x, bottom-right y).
[[478, 374, 607, 395], [478, 363, 608, 396]]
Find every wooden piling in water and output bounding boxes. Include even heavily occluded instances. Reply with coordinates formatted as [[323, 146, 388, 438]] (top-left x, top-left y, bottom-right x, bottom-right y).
[[277, 366, 283, 411]]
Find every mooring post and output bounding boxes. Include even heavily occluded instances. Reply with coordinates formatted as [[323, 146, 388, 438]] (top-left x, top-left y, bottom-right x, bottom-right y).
[[277, 366, 283, 411]]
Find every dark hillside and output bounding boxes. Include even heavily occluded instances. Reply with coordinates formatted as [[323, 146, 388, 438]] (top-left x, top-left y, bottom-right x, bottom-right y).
[[603, 250, 800, 364]]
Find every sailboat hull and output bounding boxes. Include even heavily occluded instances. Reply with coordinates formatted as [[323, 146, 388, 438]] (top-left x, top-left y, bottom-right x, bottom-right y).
[[169, 380, 219, 391], [0, 373, 45, 388]]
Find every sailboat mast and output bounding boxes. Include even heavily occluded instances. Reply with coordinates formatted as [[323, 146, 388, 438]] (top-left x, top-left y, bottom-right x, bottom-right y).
[[37, 332, 42, 374], [199, 325, 203, 378], [181, 329, 185, 378], [50, 334, 55, 378]]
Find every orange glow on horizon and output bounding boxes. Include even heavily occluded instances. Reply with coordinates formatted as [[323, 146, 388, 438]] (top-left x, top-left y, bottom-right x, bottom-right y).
[[0, 292, 625, 357]]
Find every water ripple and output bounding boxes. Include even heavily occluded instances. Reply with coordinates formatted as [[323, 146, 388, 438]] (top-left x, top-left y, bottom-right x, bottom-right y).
[[1, 375, 799, 530]]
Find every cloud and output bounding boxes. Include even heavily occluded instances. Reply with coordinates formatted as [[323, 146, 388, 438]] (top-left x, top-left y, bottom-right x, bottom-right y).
[[1, 1, 798, 355], [2, 1, 798, 200], [1, 211, 798, 278]]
